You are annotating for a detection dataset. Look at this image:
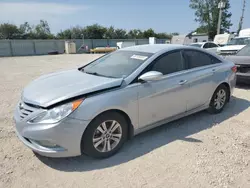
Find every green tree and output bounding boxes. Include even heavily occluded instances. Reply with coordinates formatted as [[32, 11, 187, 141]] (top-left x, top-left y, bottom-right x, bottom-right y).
[[127, 29, 143, 39], [156, 32, 172, 39], [19, 22, 34, 39], [57, 26, 85, 39], [57, 29, 73, 39], [142, 28, 156, 38], [83, 24, 107, 39], [189, 0, 232, 39], [0, 23, 21, 39], [104, 26, 116, 39], [71, 26, 84, 39], [0, 21, 178, 40], [195, 25, 208, 33], [34, 20, 54, 39], [114, 29, 127, 39]]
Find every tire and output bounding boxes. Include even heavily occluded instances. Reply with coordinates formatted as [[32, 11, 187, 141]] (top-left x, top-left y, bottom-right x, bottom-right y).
[[81, 112, 128, 158], [207, 84, 229, 114]]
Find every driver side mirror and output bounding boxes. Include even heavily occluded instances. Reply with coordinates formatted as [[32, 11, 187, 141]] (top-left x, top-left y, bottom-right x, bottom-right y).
[[138, 71, 163, 82]]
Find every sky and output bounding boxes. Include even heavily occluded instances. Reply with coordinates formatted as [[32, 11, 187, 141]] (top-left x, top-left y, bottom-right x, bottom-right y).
[[0, 0, 249, 34]]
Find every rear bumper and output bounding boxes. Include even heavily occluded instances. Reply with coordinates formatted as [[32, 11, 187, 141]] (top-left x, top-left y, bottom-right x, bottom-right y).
[[14, 106, 90, 158], [236, 73, 250, 84]]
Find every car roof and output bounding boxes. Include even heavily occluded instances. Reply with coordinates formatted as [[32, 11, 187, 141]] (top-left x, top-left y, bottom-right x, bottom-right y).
[[119, 44, 185, 53], [190, 41, 216, 45], [190, 42, 205, 45]]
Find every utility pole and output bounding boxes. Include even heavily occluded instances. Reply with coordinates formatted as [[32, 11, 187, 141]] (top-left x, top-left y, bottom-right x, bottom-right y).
[[237, 0, 246, 34], [217, 1, 226, 35]]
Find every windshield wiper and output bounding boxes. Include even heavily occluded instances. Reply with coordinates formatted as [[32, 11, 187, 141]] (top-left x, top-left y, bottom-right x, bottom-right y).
[[82, 69, 116, 78], [84, 71, 99, 76], [80, 68, 97, 75]]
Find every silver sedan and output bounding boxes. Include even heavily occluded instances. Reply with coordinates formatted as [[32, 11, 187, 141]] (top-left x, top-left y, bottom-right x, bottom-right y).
[[14, 44, 236, 158]]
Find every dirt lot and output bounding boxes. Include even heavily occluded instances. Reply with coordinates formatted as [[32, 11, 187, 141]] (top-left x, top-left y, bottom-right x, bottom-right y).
[[0, 54, 250, 188]]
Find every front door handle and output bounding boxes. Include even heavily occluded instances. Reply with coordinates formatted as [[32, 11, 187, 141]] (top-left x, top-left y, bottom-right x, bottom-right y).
[[179, 80, 187, 85]]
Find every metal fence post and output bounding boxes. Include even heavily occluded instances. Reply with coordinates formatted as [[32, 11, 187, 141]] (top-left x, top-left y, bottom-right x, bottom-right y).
[[33, 40, 36, 55], [9, 40, 13, 56], [54, 41, 58, 52], [91, 39, 94, 49]]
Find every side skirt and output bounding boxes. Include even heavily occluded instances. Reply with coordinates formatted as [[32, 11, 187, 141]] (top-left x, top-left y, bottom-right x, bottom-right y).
[[134, 104, 209, 136]]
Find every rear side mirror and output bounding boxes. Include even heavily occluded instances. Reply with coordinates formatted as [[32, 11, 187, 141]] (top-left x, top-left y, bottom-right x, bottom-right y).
[[138, 71, 163, 82]]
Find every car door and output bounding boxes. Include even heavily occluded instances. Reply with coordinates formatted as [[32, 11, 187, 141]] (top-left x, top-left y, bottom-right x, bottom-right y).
[[137, 50, 189, 128], [182, 50, 222, 111]]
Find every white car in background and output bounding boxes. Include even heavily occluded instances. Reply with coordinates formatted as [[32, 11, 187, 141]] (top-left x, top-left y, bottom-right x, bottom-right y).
[[189, 42, 220, 54], [217, 36, 250, 56], [217, 28, 250, 56]]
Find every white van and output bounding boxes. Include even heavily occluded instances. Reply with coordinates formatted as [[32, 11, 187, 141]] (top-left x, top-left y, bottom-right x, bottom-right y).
[[239, 28, 250, 37], [213, 33, 235, 46], [116, 42, 136, 49], [171, 34, 208, 45]]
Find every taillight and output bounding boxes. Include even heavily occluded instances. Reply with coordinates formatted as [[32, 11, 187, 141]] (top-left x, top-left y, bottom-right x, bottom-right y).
[[231, 65, 237, 73]]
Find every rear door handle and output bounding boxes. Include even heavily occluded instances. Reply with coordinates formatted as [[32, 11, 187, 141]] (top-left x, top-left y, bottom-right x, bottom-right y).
[[179, 80, 187, 85]]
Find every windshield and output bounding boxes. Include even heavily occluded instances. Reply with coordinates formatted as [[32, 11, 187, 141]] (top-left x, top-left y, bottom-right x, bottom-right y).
[[189, 43, 202, 48], [82, 50, 153, 78], [228, 38, 250, 45], [236, 45, 250, 56]]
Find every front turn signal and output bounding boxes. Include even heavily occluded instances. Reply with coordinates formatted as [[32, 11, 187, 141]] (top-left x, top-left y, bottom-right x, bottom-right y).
[[72, 99, 84, 111]]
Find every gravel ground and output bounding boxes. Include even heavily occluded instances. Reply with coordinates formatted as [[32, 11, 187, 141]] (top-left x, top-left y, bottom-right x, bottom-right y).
[[0, 54, 250, 188]]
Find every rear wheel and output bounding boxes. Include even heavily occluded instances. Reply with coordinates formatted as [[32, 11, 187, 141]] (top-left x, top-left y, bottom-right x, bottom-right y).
[[81, 112, 128, 158], [208, 84, 229, 114]]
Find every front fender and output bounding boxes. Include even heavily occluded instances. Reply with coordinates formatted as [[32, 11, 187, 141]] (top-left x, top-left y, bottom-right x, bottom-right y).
[[69, 85, 139, 129]]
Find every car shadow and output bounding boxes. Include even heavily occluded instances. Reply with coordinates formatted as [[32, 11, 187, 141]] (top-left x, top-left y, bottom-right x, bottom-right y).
[[37, 96, 250, 172], [236, 83, 250, 90]]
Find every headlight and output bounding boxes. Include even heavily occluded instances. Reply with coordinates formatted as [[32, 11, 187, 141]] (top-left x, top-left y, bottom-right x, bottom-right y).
[[28, 99, 83, 124]]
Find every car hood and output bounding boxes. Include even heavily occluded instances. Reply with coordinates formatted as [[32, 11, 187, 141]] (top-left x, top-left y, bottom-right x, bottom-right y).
[[22, 69, 123, 108], [225, 56, 250, 65], [218, 45, 246, 51]]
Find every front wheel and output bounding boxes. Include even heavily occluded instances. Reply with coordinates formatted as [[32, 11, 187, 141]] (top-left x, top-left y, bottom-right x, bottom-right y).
[[207, 84, 229, 114], [81, 112, 128, 158]]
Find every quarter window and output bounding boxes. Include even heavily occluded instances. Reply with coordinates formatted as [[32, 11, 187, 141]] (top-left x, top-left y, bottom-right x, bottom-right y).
[[151, 51, 184, 75]]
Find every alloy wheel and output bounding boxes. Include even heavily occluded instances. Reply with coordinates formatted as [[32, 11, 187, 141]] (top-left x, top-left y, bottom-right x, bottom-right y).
[[92, 120, 122, 153], [214, 89, 226, 110]]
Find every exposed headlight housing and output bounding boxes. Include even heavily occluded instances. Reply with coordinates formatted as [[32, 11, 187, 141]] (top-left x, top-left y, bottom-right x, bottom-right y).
[[28, 99, 83, 124]]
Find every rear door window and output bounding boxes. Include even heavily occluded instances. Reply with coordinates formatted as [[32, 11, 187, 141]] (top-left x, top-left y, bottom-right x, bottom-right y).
[[183, 50, 214, 69]]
